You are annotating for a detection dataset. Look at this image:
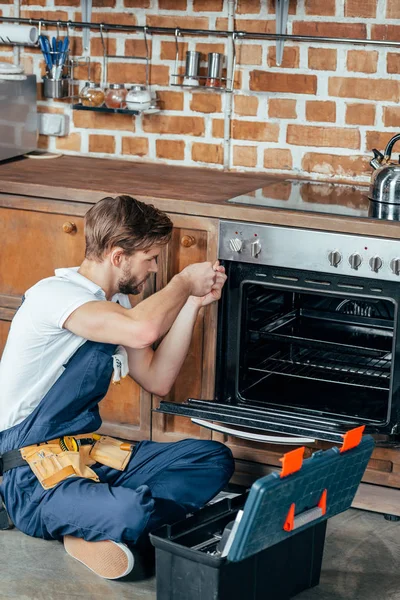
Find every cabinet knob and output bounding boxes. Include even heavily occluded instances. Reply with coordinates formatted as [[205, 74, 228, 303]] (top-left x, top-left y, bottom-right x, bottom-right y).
[[62, 221, 77, 234], [181, 235, 196, 248]]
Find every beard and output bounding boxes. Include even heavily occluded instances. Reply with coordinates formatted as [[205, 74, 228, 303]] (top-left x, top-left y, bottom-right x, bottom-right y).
[[118, 267, 149, 296]]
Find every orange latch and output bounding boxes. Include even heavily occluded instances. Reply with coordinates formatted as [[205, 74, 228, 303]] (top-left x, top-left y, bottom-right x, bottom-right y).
[[283, 503, 295, 532], [280, 447, 305, 478], [318, 489, 327, 516], [340, 425, 365, 453]]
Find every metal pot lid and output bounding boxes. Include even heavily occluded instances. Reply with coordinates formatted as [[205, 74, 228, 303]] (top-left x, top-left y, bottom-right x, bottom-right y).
[[369, 164, 400, 204]]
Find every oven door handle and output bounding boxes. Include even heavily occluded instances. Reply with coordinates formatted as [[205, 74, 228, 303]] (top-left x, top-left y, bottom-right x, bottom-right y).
[[191, 418, 315, 445]]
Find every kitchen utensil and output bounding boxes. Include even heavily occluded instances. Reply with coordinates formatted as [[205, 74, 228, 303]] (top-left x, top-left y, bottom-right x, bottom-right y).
[[0, 24, 38, 45], [206, 52, 223, 87], [104, 83, 127, 109], [43, 76, 69, 98], [369, 133, 400, 205], [183, 50, 200, 86], [79, 81, 104, 106], [125, 84, 151, 111]]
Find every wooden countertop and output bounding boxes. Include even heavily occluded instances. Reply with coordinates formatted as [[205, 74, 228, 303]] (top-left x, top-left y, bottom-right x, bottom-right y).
[[1, 155, 400, 239]]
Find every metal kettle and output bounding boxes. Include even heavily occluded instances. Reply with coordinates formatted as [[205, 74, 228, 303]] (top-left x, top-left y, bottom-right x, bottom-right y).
[[369, 133, 400, 205]]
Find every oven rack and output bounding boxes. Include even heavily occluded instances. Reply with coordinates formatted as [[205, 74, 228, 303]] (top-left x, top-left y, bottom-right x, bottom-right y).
[[248, 347, 391, 391]]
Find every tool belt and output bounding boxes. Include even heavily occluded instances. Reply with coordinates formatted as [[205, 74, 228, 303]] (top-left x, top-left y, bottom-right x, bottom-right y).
[[0, 434, 134, 490]]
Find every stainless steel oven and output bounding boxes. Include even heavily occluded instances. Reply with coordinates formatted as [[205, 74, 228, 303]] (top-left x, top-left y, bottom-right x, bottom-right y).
[[156, 220, 400, 444]]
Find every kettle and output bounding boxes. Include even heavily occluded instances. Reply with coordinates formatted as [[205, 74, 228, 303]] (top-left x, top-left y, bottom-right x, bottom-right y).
[[369, 133, 400, 205]]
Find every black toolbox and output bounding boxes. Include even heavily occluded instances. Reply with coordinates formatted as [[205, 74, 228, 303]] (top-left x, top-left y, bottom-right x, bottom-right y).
[[150, 428, 374, 600]]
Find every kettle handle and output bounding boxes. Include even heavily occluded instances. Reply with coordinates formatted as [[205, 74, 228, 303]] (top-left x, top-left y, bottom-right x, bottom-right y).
[[384, 133, 400, 160]]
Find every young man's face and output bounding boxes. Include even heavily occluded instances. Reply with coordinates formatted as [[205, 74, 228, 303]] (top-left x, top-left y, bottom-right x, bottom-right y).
[[117, 245, 161, 295]]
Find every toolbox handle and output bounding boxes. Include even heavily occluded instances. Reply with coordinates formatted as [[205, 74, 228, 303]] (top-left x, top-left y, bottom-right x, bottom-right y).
[[191, 419, 315, 445]]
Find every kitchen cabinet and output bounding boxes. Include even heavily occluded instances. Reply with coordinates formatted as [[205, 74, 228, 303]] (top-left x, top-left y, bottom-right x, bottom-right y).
[[151, 214, 219, 443]]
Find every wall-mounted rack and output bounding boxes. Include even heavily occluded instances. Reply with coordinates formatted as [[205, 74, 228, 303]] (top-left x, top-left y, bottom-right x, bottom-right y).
[[0, 16, 400, 50]]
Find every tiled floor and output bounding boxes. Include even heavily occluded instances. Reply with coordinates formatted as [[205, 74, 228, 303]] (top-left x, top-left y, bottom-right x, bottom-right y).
[[1, 508, 399, 599]]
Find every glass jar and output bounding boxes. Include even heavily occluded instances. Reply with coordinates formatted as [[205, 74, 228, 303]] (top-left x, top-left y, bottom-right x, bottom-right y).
[[125, 85, 151, 111], [104, 83, 127, 109], [79, 82, 105, 107]]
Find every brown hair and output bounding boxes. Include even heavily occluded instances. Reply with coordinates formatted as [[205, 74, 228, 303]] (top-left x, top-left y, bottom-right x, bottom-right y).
[[84, 195, 173, 261]]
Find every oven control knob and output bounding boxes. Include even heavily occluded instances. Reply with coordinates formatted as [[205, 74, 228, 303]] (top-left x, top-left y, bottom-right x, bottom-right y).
[[390, 258, 400, 276], [250, 239, 262, 258], [369, 256, 383, 273], [328, 250, 342, 267], [349, 253, 362, 270], [229, 238, 243, 253]]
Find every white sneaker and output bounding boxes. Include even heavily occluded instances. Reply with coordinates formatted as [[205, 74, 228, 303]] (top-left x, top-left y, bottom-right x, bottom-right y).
[[64, 535, 134, 580]]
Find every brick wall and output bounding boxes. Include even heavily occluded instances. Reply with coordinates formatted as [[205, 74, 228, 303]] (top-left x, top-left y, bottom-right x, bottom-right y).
[[1, 0, 400, 181]]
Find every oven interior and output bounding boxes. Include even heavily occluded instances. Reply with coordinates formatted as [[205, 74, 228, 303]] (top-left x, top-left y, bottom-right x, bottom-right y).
[[238, 283, 396, 425]]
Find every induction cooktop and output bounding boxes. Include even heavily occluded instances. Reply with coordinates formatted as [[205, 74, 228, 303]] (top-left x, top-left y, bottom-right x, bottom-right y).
[[226, 178, 380, 220]]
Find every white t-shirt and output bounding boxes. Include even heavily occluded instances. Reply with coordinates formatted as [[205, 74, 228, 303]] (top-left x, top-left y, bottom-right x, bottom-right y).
[[0, 267, 131, 432]]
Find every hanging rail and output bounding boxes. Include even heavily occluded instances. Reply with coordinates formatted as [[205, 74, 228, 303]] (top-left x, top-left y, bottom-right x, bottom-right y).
[[0, 15, 400, 48]]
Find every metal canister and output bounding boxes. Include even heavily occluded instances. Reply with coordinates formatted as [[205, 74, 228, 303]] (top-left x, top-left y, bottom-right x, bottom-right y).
[[184, 51, 201, 78], [206, 52, 224, 87]]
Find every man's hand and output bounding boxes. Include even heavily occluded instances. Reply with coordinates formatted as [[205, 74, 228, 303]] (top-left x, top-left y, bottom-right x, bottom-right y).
[[188, 261, 227, 308], [179, 261, 217, 297]]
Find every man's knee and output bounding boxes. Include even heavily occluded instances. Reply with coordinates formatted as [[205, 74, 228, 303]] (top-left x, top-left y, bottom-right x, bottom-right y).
[[191, 439, 235, 479]]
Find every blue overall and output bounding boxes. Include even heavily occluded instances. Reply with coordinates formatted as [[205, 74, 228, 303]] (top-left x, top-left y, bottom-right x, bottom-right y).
[[0, 340, 234, 544]]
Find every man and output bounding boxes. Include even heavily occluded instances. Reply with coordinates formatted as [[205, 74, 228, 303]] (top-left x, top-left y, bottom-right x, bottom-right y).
[[0, 195, 234, 580]]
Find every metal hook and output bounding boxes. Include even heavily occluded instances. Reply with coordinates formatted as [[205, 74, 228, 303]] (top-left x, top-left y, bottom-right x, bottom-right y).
[[143, 25, 149, 88], [37, 20, 42, 40], [100, 23, 107, 87], [57, 20, 61, 41], [173, 28, 181, 85]]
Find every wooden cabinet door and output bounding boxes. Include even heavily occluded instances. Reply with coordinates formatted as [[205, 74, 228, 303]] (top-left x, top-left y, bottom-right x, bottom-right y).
[[0, 206, 85, 298], [151, 215, 219, 443]]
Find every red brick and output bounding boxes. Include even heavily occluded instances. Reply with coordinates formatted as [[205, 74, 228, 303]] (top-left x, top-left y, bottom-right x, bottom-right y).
[[387, 53, 400, 74], [345, 0, 377, 17], [383, 107, 400, 128], [125, 39, 152, 60], [329, 77, 400, 102], [269, 98, 297, 119], [73, 111, 135, 131], [372, 25, 400, 42], [387, 0, 400, 18], [160, 41, 188, 61], [74, 11, 137, 24], [24, 0, 46, 5], [195, 43, 226, 59], [89, 135, 115, 154], [237, 45, 263, 66], [302, 153, 371, 177], [347, 50, 378, 74], [156, 139, 185, 160], [267, 46, 299, 69], [212, 119, 224, 138], [193, 0, 223, 10], [74, 62, 102, 84], [146, 15, 209, 29], [122, 137, 149, 156], [233, 146, 258, 167], [346, 103, 376, 126], [237, 0, 261, 14], [305, 0, 335, 16], [250, 71, 317, 95], [56, 133, 81, 152], [93, 0, 117, 5], [21, 9, 68, 20], [264, 149, 292, 170], [190, 93, 221, 113], [91, 37, 117, 57], [38, 135, 49, 149], [159, 0, 186, 9], [234, 95, 258, 116], [216, 18, 275, 34], [108, 63, 169, 86], [157, 91, 184, 111], [293, 22, 367, 39], [366, 131, 399, 152], [232, 120, 279, 142], [306, 101, 336, 123], [142, 115, 204, 136], [124, 0, 150, 5], [287, 125, 360, 149], [308, 48, 337, 71], [192, 142, 223, 164]]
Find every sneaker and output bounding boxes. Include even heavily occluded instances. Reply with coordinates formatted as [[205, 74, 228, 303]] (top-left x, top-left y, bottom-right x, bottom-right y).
[[64, 536, 134, 580]]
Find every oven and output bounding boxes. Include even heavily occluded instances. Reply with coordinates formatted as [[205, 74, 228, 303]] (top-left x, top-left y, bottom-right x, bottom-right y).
[[156, 221, 400, 444]]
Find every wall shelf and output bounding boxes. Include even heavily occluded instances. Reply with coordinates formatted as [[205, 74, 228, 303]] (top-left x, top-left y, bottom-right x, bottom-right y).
[[71, 103, 159, 115]]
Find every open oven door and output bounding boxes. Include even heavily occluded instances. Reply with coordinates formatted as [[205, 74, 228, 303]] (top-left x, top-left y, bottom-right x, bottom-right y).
[[155, 399, 355, 444]]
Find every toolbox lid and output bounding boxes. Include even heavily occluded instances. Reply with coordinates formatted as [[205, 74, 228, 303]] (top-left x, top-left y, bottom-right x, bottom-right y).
[[227, 432, 374, 562]]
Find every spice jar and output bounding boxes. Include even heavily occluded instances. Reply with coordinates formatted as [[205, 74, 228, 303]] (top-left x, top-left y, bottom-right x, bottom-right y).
[[205, 52, 224, 88], [104, 83, 127, 109], [79, 82, 105, 107], [125, 85, 151, 111]]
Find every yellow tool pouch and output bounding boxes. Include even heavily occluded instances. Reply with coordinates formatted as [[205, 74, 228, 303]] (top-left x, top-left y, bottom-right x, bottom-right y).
[[20, 434, 133, 490], [89, 435, 133, 471], [20, 439, 99, 490]]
